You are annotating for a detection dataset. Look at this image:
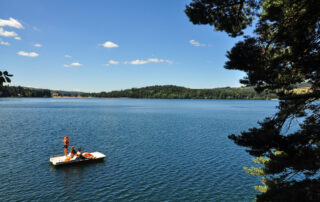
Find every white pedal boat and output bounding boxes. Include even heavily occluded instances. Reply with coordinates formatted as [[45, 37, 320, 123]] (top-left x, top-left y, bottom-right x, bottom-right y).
[[50, 152, 106, 166]]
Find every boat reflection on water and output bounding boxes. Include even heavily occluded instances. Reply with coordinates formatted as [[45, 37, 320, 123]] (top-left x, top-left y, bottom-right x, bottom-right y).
[[51, 160, 106, 195]]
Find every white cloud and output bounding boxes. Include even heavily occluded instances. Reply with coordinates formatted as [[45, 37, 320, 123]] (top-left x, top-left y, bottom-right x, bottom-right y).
[[34, 43, 42, 47], [0, 40, 10, 46], [103, 60, 120, 66], [0, 28, 18, 37], [109, 60, 119, 65], [64, 54, 72, 58], [125, 58, 173, 65], [0, 18, 22, 40], [125, 59, 149, 65], [148, 58, 160, 63], [148, 58, 173, 64], [101, 41, 119, 48], [64, 62, 82, 67], [0, 17, 23, 29], [189, 39, 207, 47], [17, 51, 39, 57]]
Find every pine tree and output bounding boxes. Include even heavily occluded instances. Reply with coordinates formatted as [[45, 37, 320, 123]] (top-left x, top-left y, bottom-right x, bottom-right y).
[[186, 0, 320, 201]]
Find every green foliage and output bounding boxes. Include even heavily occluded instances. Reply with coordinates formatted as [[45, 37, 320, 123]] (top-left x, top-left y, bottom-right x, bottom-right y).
[[185, 0, 259, 37], [83, 85, 278, 100], [0, 71, 13, 86], [186, 0, 320, 201], [0, 86, 51, 97]]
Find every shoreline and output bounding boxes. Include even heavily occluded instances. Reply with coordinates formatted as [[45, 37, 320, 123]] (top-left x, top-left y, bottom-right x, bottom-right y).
[[2, 96, 280, 100]]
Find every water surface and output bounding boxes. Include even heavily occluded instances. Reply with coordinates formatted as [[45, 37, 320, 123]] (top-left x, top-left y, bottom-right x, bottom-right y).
[[0, 98, 278, 201]]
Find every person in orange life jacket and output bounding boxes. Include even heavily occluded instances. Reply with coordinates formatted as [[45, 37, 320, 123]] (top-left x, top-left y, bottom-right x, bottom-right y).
[[63, 136, 69, 156]]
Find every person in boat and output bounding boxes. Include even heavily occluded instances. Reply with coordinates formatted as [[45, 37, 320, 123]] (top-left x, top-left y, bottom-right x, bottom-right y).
[[63, 136, 69, 156], [64, 146, 76, 161], [69, 146, 76, 157], [75, 148, 85, 159], [75, 147, 94, 159]]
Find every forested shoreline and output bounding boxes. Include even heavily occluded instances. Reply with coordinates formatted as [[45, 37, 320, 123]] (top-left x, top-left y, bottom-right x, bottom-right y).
[[0, 86, 51, 97], [0, 85, 279, 99], [3, 85, 314, 100], [83, 85, 278, 100]]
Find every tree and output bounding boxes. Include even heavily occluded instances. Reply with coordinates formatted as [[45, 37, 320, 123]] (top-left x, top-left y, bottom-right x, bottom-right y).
[[0, 71, 13, 86], [186, 0, 320, 201], [0, 70, 13, 96]]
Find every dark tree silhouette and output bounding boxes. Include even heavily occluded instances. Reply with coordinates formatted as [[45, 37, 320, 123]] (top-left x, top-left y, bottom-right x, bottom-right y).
[[0, 71, 13, 86], [186, 0, 320, 201]]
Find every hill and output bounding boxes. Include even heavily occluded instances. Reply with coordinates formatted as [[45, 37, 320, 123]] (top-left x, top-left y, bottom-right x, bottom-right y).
[[2, 84, 312, 100], [0, 86, 86, 98], [83, 85, 278, 100], [0, 86, 51, 97]]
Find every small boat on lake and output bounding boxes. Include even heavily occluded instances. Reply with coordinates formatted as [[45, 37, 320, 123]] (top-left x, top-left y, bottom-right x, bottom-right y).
[[50, 152, 106, 166]]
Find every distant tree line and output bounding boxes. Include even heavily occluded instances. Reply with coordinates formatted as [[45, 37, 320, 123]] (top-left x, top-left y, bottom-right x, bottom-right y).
[[1, 85, 310, 100], [83, 85, 278, 100], [0, 86, 51, 97]]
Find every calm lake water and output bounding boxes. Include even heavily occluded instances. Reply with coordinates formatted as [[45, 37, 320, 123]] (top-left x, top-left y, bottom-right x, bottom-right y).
[[0, 98, 278, 201]]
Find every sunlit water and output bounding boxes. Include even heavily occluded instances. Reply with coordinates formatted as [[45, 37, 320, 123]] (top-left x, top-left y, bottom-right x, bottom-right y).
[[0, 98, 278, 201]]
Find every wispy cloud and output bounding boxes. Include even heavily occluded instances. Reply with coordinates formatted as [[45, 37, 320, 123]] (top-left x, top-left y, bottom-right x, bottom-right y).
[[14, 36, 21, 40], [109, 60, 119, 65], [125, 60, 148, 65], [64, 54, 72, 58], [0, 17, 23, 29], [64, 62, 82, 67], [189, 39, 208, 47], [125, 58, 173, 65], [17, 51, 39, 57], [101, 41, 119, 48], [34, 43, 42, 47], [103, 60, 120, 66], [0, 40, 10, 46], [0, 27, 18, 37], [148, 58, 173, 63]]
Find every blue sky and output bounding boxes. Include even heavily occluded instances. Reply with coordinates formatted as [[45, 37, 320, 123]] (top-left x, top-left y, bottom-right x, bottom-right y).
[[0, 0, 246, 92]]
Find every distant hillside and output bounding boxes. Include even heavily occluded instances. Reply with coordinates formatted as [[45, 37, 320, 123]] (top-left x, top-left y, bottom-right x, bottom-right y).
[[0, 86, 51, 97], [2, 84, 312, 100], [83, 85, 278, 100], [0, 86, 86, 97]]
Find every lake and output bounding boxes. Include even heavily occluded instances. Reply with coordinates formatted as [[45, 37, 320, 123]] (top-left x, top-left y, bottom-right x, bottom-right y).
[[0, 98, 278, 201]]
